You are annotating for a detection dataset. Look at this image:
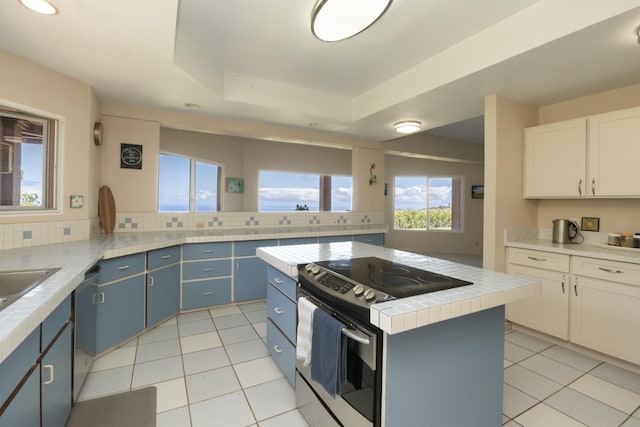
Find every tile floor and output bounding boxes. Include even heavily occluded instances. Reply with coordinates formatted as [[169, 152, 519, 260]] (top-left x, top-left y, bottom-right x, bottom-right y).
[[76, 301, 640, 427]]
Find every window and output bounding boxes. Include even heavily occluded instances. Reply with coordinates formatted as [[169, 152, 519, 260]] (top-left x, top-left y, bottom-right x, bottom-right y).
[[394, 176, 462, 231], [259, 171, 352, 212], [1, 107, 57, 211], [158, 153, 219, 212]]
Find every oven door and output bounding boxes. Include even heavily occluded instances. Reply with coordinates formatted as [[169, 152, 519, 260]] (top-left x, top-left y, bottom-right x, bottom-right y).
[[296, 291, 380, 427]]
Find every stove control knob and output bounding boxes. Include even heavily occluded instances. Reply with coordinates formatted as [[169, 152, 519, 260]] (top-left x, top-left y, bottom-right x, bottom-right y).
[[364, 289, 376, 301], [311, 265, 321, 275], [353, 285, 364, 297], [305, 263, 314, 272]]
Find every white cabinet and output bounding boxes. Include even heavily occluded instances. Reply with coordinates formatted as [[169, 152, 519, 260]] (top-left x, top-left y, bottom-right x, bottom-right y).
[[524, 106, 640, 199], [506, 248, 570, 339], [588, 106, 640, 197], [524, 118, 587, 198], [570, 256, 640, 365]]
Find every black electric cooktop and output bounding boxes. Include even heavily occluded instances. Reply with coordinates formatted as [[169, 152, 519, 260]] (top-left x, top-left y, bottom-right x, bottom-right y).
[[313, 257, 473, 299]]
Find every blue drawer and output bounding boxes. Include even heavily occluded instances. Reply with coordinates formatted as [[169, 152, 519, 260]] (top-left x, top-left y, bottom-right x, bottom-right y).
[[354, 233, 384, 246], [267, 266, 296, 301], [183, 259, 232, 280], [234, 239, 278, 257], [318, 235, 353, 243], [0, 328, 39, 406], [183, 242, 232, 260], [148, 245, 181, 270], [279, 237, 318, 246], [97, 253, 146, 284], [182, 278, 232, 309], [41, 294, 71, 350], [267, 320, 295, 387], [267, 284, 296, 344]]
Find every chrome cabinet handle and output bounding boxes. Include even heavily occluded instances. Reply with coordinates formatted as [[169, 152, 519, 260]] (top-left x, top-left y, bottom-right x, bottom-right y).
[[598, 267, 623, 274], [236, 262, 239, 270], [274, 307, 284, 315], [204, 249, 214, 253], [161, 254, 172, 259], [574, 277, 578, 296], [527, 256, 547, 262], [203, 291, 213, 296], [561, 275, 565, 293], [148, 276, 154, 287], [274, 278, 283, 284], [203, 268, 214, 272], [592, 179, 596, 195], [117, 265, 130, 270], [273, 345, 283, 353], [92, 292, 105, 304], [43, 364, 54, 385], [578, 179, 582, 196]]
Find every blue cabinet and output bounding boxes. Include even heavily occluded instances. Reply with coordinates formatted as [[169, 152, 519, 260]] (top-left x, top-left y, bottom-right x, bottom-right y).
[[95, 274, 145, 353], [41, 324, 72, 427], [0, 366, 40, 427], [96, 253, 145, 284], [182, 259, 232, 281], [234, 258, 268, 302], [147, 245, 180, 270], [182, 278, 232, 309], [182, 243, 232, 309], [147, 263, 180, 327], [318, 235, 353, 243], [183, 242, 232, 260], [354, 233, 384, 246], [279, 237, 318, 246]]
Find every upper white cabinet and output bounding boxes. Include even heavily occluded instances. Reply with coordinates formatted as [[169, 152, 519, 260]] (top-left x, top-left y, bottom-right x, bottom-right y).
[[588, 106, 640, 197], [524, 118, 587, 198], [524, 106, 640, 199]]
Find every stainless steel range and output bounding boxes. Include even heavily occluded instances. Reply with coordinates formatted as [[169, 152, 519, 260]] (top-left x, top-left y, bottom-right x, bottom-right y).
[[295, 257, 473, 427]]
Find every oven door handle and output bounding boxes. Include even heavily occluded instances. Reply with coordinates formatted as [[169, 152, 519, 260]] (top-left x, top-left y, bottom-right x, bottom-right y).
[[341, 327, 370, 345]]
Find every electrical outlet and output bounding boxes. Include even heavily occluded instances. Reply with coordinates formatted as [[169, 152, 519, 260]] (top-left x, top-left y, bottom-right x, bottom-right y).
[[331, 219, 338, 225]]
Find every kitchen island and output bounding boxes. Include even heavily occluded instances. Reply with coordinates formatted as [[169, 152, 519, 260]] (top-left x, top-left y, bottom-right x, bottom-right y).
[[257, 242, 540, 427]]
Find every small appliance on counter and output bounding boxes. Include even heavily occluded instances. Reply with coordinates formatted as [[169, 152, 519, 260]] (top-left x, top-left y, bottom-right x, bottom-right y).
[[552, 219, 580, 244]]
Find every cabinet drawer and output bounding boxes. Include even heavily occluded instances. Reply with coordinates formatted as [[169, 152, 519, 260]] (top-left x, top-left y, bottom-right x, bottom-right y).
[[506, 248, 569, 272], [571, 256, 640, 286], [183, 259, 232, 280], [182, 278, 232, 309], [234, 239, 278, 257], [267, 320, 295, 386], [183, 242, 232, 260], [148, 246, 181, 270], [319, 235, 352, 243], [267, 284, 296, 344], [354, 233, 384, 246], [267, 266, 297, 301], [97, 253, 146, 284], [41, 294, 71, 350], [279, 237, 318, 246]]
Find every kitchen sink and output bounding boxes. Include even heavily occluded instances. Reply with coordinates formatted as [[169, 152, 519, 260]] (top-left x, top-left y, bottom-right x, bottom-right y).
[[0, 268, 61, 311]]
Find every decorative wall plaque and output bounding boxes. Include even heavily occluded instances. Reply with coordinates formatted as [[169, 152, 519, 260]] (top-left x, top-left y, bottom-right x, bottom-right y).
[[120, 143, 142, 169]]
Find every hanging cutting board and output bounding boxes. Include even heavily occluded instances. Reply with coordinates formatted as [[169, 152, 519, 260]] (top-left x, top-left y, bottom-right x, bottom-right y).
[[98, 185, 116, 234]]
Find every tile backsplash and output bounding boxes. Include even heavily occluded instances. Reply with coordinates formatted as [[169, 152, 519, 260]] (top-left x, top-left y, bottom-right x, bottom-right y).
[[0, 212, 384, 250]]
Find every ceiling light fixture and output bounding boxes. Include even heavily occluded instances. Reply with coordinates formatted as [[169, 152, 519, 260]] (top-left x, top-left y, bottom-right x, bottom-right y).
[[394, 121, 422, 134], [19, 0, 58, 15], [311, 0, 392, 42]]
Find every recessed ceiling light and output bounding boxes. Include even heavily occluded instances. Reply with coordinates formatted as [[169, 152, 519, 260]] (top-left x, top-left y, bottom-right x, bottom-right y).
[[394, 121, 422, 134], [311, 0, 391, 42], [19, 0, 58, 15]]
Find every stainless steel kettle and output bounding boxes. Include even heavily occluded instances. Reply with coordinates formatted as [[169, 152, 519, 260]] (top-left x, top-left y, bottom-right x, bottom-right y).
[[552, 219, 579, 244]]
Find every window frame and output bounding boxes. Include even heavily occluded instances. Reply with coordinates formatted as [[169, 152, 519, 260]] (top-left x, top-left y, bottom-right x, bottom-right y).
[[157, 152, 221, 213], [393, 175, 464, 232], [0, 102, 60, 215]]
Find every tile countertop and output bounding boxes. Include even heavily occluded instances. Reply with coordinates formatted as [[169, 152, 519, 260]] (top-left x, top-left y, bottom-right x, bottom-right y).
[[504, 229, 640, 265], [0, 225, 386, 364], [256, 242, 540, 335]]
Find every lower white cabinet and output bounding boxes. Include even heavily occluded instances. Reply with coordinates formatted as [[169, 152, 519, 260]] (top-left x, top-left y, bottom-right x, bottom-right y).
[[507, 248, 640, 365]]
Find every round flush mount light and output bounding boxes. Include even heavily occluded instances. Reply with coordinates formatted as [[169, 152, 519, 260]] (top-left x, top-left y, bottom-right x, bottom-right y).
[[394, 121, 422, 134], [19, 0, 58, 15], [311, 0, 392, 42]]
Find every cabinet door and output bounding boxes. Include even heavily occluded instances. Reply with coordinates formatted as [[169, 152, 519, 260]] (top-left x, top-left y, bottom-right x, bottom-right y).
[[0, 367, 40, 427], [523, 118, 587, 198], [588, 106, 640, 197], [234, 258, 267, 302], [354, 233, 384, 246], [506, 264, 569, 339], [96, 275, 145, 353], [42, 324, 73, 427], [147, 263, 181, 328], [570, 276, 640, 365]]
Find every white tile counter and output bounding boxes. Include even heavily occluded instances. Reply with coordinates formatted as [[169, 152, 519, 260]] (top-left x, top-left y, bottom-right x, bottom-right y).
[[0, 225, 385, 364], [505, 229, 640, 265], [257, 242, 540, 335]]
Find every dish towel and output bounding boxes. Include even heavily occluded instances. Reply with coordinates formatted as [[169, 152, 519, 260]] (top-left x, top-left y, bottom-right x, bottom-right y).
[[311, 308, 347, 398], [296, 297, 317, 366]]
